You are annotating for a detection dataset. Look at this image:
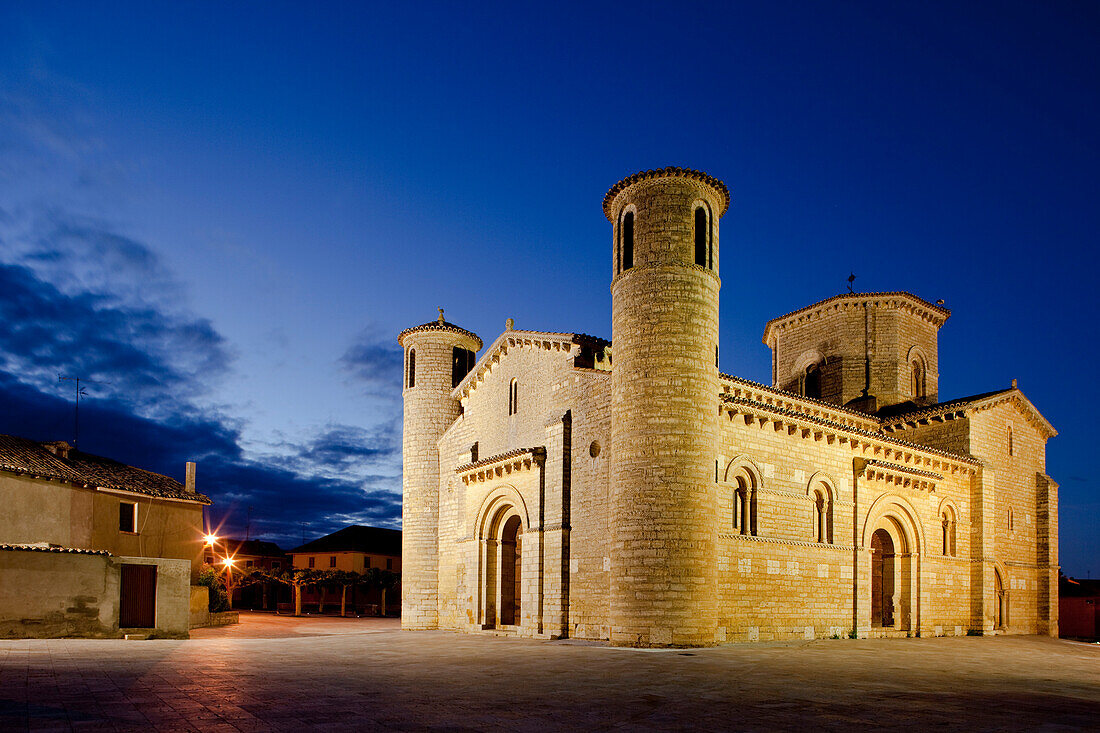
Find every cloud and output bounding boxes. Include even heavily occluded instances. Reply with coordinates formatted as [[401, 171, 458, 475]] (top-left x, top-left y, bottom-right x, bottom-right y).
[[340, 329, 404, 397]]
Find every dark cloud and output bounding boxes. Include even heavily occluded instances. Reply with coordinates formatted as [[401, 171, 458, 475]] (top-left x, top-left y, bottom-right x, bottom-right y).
[[0, 219, 401, 550], [340, 330, 403, 397]]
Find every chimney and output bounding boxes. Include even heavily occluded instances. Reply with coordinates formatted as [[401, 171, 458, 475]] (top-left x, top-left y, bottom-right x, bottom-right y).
[[185, 462, 196, 493], [43, 441, 72, 459]]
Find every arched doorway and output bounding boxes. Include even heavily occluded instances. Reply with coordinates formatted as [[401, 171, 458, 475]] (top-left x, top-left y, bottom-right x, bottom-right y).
[[477, 496, 526, 631], [871, 529, 895, 627], [499, 515, 522, 626]]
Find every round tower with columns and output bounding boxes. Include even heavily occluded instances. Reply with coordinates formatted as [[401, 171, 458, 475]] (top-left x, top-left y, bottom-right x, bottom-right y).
[[605, 167, 729, 647], [398, 309, 481, 629]]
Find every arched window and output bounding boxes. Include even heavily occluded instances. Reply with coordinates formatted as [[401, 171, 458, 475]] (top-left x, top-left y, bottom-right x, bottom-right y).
[[803, 363, 822, 399], [508, 378, 519, 416], [407, 349, 416, 388], [733, 475, 758, 536], [941, 507, 957, 556], [694, 206, 707, 266], [911, 360, 925, 399], [622, 211, 634, 270], [810, 484, 833, 544], [452, 347, 476, 387]]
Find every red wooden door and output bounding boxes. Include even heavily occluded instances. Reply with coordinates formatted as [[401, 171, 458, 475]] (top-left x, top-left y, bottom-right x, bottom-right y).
[[120, 564, 157, 628]]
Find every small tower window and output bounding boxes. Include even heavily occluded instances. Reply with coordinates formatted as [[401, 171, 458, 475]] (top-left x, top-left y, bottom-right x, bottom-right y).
[[452, 347, 476, 387], [803, 363, 822, 399], [622, 211, 634, 270], [1007, 425, 1014, 456], [508, 378, 519, 416], [407, 349, 416, 388], [911, 359, 925, 399], [695, 206, 707, 267]]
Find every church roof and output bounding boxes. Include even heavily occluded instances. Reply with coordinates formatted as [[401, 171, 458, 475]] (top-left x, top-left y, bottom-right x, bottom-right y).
[[399, 312, 482, 349], [0, 434, 211, 504], [603, 166, 730, 219], [880, 387, 1056, 439], [453, 329, 608, 400], [762, 291, 951, 345]]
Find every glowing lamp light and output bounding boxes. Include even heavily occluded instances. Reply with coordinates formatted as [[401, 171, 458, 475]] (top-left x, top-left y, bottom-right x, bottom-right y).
[[221, 557, 235, 568], [204, 533, 218, 546]]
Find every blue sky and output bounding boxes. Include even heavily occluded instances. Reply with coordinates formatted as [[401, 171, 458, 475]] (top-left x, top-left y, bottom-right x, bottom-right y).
[[0, 1, 1097, 573]]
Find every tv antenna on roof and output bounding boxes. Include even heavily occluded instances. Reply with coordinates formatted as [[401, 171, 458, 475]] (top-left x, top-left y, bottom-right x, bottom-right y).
[[57, 374, 111, 450], [847, 273, 857, 294]]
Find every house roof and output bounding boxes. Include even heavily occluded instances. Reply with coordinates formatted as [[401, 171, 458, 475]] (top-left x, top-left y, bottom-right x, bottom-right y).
[[0, 434, 212, 504], [290, 525, 401, 556], [0, 542, 111, 556], [220, 539, 286, 558]]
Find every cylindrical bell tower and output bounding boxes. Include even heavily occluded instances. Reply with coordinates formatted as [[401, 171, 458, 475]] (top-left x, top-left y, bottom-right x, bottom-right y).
[[398, 310, 481, 630], [605, 167, 728, 647]]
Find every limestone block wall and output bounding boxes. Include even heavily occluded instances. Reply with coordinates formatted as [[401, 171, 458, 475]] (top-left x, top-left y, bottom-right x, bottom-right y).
[[400, 325, 481, 630], [969, 403, 1054, 635], [608, 172, 724, 647], [767, 296, 943, 410]]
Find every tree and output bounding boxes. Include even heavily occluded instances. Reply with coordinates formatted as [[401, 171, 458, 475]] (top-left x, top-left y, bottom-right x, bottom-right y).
[[265, 567, 316, 616], [330, 570, 361, 617], [377, 570, 399, 617]]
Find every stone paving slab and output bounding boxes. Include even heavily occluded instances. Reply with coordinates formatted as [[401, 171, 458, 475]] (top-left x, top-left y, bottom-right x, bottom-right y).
[[1, 612, 1098, 731]]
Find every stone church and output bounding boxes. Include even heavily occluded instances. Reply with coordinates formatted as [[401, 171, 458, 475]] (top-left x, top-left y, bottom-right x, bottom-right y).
[[399, 167, 1058, 647]]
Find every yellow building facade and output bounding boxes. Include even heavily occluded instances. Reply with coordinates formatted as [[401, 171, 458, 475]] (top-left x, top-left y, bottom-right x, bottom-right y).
[[400, 167, 1058, 647]]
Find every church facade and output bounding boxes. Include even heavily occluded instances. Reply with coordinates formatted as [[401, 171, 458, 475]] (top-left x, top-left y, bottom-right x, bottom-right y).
[[399, 167, 1058, 647]]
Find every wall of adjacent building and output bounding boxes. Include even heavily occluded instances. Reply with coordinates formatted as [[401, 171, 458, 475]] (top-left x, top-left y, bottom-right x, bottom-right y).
[[0, 549, 190, 639], [0, 473, 205, 581]]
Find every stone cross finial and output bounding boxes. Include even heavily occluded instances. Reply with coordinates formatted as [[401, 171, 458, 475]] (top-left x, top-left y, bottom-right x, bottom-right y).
[[506, 318, 514, 331], [438, 307, 445, 324], [1012, 378, 1018, 389]]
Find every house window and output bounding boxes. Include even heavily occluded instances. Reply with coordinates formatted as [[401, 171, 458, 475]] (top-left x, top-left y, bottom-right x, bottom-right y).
[[119, 502, 137, 533], [622, 211, 634, 270], [407, 349, 416, 388], [329, 556, 337, 568], [246, 560, 254, 568], [365, 556, 371, 569], [694, 206, 708, 267], [205, 556, 214, 565], [508, 378, 519, 416], [386, 558, 393, 570], [272, 562, 281, 570], [308, 557, 315, 568]]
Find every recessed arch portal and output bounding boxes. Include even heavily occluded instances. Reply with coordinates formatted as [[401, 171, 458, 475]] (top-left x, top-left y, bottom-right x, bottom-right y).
[[474, 488, 531, 630]]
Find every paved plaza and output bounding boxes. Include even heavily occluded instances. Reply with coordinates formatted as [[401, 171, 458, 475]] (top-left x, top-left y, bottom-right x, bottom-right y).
[[2, 613, 1098, 731]]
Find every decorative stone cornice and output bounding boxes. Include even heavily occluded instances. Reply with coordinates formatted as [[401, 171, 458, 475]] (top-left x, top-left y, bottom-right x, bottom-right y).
[[857, 459, 941, 492], [722, 395, 978, 475], [603, 166, 730, 220], [453, 330, 587, 400], [880, 387, 1056, 439], [720, 373, 880, 431], [457, 447, 546, 485], [762, 292, 950, 346], [398, 318, 482, 349]]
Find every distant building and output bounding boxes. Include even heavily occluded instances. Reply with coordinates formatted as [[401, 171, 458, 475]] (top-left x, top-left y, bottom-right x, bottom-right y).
[[290, 525, 401, 615], [1060, 575, 1100, 640], [206, 538, 289, 611], [0, 434, 211, 638]]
